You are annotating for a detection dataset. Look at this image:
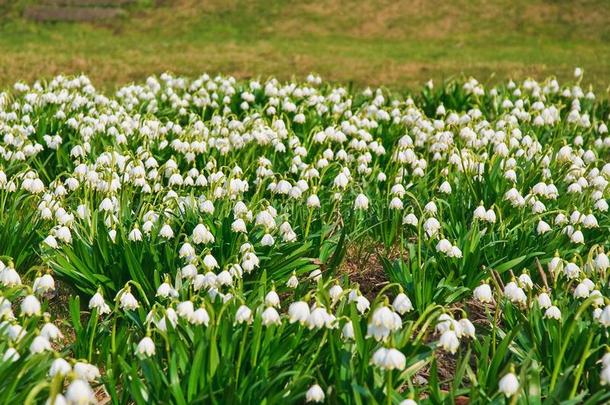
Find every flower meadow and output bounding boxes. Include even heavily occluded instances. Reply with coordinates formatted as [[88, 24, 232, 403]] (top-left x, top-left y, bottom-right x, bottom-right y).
[[1, 70, 610, 404]]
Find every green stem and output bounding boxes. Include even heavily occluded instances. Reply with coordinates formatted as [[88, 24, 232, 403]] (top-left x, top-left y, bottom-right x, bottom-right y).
[[386, 370, 393, 405]]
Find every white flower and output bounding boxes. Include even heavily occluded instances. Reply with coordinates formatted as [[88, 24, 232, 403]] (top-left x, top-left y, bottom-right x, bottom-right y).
[[192, 224, 214, 244], [137, 336, 156, 356], [498, 371, 520, 397], [288, 301, 310, 324], [55, 226, 72, 243], [436, 239, 452, 254], [439, 329, 460, 353], [423, 217, 441, 238], [0, 266, 21, 287], [307, 195, 321, 208], [601, 366, 610, 385], [41, 322, 64, 341], [518, 273, 533, 290], [356, 295, 370, 313], [43, 235, 59, 249], [564, 262, 580, 279], [544, 306, 561, 320], [537, 292, 552, 309], [261, 307, 281, 326], [459, 318, 475, 338], [504, 282, 527, 304], [329, 284, 343, 302], [176, 301, 195, 319], [403, 213, 418, 226], [235, 305, 253, 324], [305, 384, 325, 403], [424, 201, 437, 214], [548, 256, 563, 274], [231, 218, 247, 233], [191, 308, 211, 326], [159, 224, 174, 239], [65, 379, 95, 404], [473, 283, 493, 303], [33, 274, 55, 295], [392, 293, 413, 314], [128, 227, 143, 241], [286, 274, 299, 289], [46, 394, 67, 405], [49, 358, 72, 376], [2, 347, 19, 362], [473, 205, 487, 221], [439, 181, 452, 194], [89, 292, 111, 314], [573, 282, 590, 299], [265, 290, 280, 307], [370, 347, 406, 370], [309, 269, 322, 281], [599, 305, 610, 327], [537, 220, 551, 234], [595, 252, 610, 271], [119, 290, 139, 311], [156, 282, 178, 298], [570, 230, 584, 244], [21, 295, 41, 316], [342, 321, 354, 340], [73, 362, 101, 381], [30, 335, 52, 354], [389, 197, 403, 210], [203, 254, 219, 270], [261, 233, 275, 246], [354, 193, 369, 210]]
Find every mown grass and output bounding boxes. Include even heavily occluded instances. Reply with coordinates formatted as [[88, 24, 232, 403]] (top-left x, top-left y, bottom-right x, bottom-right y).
[[0, 0, 609, 91]]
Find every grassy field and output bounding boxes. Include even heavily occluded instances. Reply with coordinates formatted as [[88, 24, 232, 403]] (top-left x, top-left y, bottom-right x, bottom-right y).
[[0, 0, 609, 90]]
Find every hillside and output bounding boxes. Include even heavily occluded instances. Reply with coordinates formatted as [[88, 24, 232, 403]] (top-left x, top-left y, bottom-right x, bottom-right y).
[[0, 0, 609, 90]]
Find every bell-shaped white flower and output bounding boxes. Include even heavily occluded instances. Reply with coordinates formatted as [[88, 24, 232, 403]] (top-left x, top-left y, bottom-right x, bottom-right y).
[[305, 384, 325, 403]]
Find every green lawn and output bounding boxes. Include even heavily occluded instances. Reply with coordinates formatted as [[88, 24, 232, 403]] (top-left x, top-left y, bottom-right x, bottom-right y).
[[1, 0, 609, 90]]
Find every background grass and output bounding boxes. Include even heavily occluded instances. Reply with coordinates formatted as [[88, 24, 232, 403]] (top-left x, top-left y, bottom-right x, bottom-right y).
[[0, 0, 609, 91]]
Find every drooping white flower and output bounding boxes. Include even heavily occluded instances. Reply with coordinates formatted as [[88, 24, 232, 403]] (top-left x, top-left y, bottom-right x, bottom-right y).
[[49, 358, 72, 377], [137, 336, 156, 357], [498, 371, 520, 397], [342, 321, 354, 340], [88, 291, 111, 314], [41, 322, 64, 341], [0, 266, 21, 287], [473, 283, 493, 303], [21, 294, 41, 316], [537, 292, 552, 309], [33, 274, 55, 295], [354, 193, 369, 210], [30, 335, 52, 354], [235, 305, 253, 324], [392, 293, 413, 314], [73, 362, 101, 381], [288, 301, 310, 324], [265, 290, 280, 307], [504, 281, 527, 305], [329, 284, 343, 302], [370, 347, 406, 370], [65, 379, 95, 405], [286, 273, 299, 289], [544, 306, 561, 320], [119, 290, 139, 311], [439, 329, 460, 353], [261, 307, 281, 326], [2, 347, 19, 362], [305, 384, 325, 403]]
